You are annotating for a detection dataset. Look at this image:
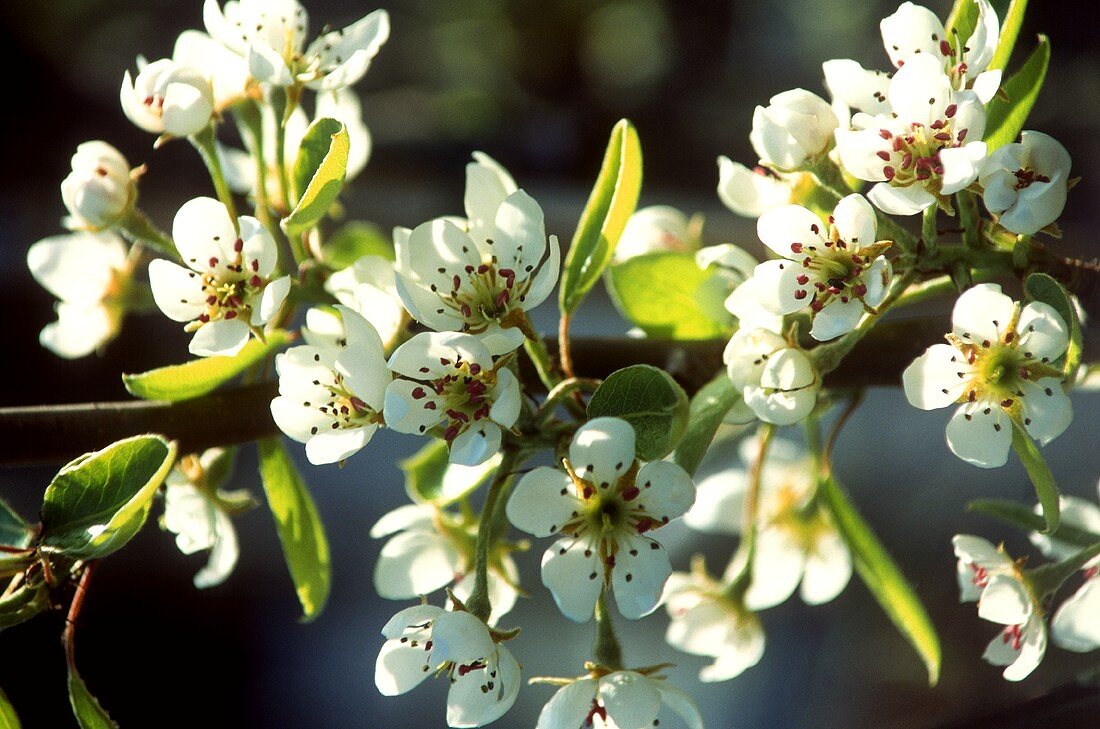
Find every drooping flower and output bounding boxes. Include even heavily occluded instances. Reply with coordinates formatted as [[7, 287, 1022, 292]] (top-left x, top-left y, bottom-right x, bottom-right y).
[[375, 605, 521, 728], [371, 503, 520, 625], [27, 232, 134, 359], [952, 534, 1018, 603], [903, 283, 1072, 468], [723, 329, 820, 425], [835, 54, 987, 215], [979, 573, 1047, 681], [60, 142, 135, 231], [203, 0, 390, 91], [750, 89, 839, 172], [270, 306, 389, 465], [149, 197, 291, 357], [716, 157, 798, 218], [611, 206, 699, 263], [685, 437, 852, 609], [979, 131, 1072, 235], [324, 254, 407, 351], [384, 332, 521, 467], [505, 418, 695, 622], [751, 194, 892, 341], [121, 58, 216, 139], [394, 153, 560, 356], [535, 669, 702, 729]]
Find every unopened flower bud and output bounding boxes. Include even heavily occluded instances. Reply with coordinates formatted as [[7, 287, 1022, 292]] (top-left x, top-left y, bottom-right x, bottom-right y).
[[60, 141, 134, 230], [749, 89, 838, 172], [121, 59, 215, 139]]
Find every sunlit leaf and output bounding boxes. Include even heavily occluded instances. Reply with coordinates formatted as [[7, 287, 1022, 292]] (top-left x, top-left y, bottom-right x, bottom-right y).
[[283, 118, 350, 237], [607, 252, 733, 340], [68, 667, 117, 729], [1024, 273, 1082, 386], [1011, 422, 1059, 533], [989, 0, 1029, 71], [672, 374, 742, 476], [983, 36, 1049, 152], [587, 365, 689, 461]]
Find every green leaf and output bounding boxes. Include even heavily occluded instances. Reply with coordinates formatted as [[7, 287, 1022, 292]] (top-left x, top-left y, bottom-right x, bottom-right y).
[[989, 0, 1029, 71], [122, 330, 288, 402], [559, 119, 643, 315], [586, 365, 689, 461], [0, 583, 48, 630], [607, 252, 733, 339], [969, 498, 1100, 547], [257, 438, 331, 622], [0, 686, 20, 729], [401, 440, 501, 507], [983, 36, 1050, 153], [40, 436, 177, 560], [1011, 421, 1059, 533], [1024, 272, 1083, 385], [323, 222, 395, 269], [944, 0, 980, 49], [283, 118, 350, 237], [819, 476, 941, 686], [0, 499, 31, 548], [1028, 540, 1100, 598], [68, 667, 117, 729], [672, 374, 742, 476]]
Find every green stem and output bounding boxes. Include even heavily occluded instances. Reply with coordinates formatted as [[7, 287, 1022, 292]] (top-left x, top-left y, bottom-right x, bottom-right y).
[[465, 448, 522, 623], [191, 125, 239, 223], [812, 268, 917, 374], [1013, 234, 1033, 270], [524, 334, 562, 392], [810, 159, 915, 250], [593, 590, 623, 670], [921, 205, 938, 258], [119, 208, 176, 259], [724, 423, 774, 596], [1027, 541, 1100, 600], [536, 377, 599, 423], [957, 190, 981, 249], [271, 88, 307, 266]]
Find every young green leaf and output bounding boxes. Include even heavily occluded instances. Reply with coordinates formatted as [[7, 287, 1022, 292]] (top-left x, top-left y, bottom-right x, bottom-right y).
[[322, 221, 395, 269], [1011, 422, 1060, 533], [586, 365, 689, 461], [1024, 272, 1082, 385], [944, 0, 980, 50], [0, 583, 48, 630], [122, 330, 288, 402], [559, 119, 643, 315], [282, 118, 350, 237], [819, 476, 941, 686], [0, 686, 20, 729], [672, 374, 742, 476], [607, 251, 733, 340], [968, 498, 1100, 548], [68, 667, 117, 729], [0, 498, 31, 548], [257, 438, 331, 622], [40, 435, 177, 560], [983, 35, 1050, 153], [400, 440, 501, 507], [988, 0, 1029, 71]]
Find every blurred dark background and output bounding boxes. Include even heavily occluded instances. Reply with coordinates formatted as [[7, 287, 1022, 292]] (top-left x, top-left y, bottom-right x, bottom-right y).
[[0, 0, 1098, 726]]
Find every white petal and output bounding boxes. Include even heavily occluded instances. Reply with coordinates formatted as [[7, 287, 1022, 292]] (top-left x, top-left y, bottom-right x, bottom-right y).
[[832, 194, 877, 249], [716, 157, 791, 218], [822, 59, 891, 115], [665, 599, 730, 656], [161, 78, 214, 137], [945, 401, 1012, 468], [756, 205, 827, 257], [880, 2, 945, 68], [305, 426, 375, 465], [811, 298, 864, 341], [375, 640, 436, 696], [978, 574, 1032, 626], [239, 215, 278, 277], [383, 379, 444, 436], [381, 604, 446, 639], [247, 40, 294, 85], [569, 418, 637, 489], [541, 537, 602, 623], [256, 275, 291, 325], [744, 384, 817, 426], [446, 644, 521, 728], [40, 304, 118, 359], [388, 331, 493, 379], [450, 423, 502, 467], [465, 152, 518, 245], [835, 127, 891, 183], [656, 683, 705, 729], [683, 468, 746, 535], [751, 259, 814, 316], [1051, 579, 1100, 652], [1020, 378, 1072, 446], [953, 534, 1013, 571], [489, 368, 521, 428], [493, 190, 551, 287], [431, 611, 495, 664], [634, 461, 695, 522], [524, 233, 561, 312], [952, 283, 1015, 345], [189, 318, 250, 357], [600, 672, 661, 729], [1030, 497, 1100, 563], [758, 348, 816, 391], [371, 504, 436, 538], [939, 143, 987, 195], [903, 343, 970, 410], [612, 535, 671, 620], [800, 528, 852, 604], [148, 259, 205, 322], [867, 182, 935, 216], [536, 679, 597, 729], [506, 468, 579, 538], [1017, 301, 1069, 364], [172, 197, 237, 270], [744, 528, 805, 610], [194, 507, 238, 588], [27, 232, 127, 303], [887, 54, 953, 125], [374, 530, 461, 599]]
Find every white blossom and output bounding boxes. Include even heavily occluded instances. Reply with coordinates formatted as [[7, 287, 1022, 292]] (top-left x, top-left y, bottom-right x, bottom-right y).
[[723, 329, 820, 425], [375, 605, 521, 728], [60, 141, 135, 231], [980, 572, 1047, 681], [324, 254, 406, 350], [611, 206, 699, 263], [149, 197, 291, 357], [384, 332, 520, 467], [506, 418, 695, 622], [716, 156, 797, 218], [173, 29, 252, 110], [694, 243, 782, 335], [951, 534, 1018, 603], [162, 448, 241, 589], [980, 131, 1072, 235], [203, 0, 389, 91], [121, 58, 215, 139], [750, 89, 839, 172], [27, 232, 133, 359], [270, 306, 389, 465], [903, 283, 1072, 468], [535, 670, 702, 729], [835, 54, 987, 215], [751, 194, 892, 341], [394, 153, 560, 356]]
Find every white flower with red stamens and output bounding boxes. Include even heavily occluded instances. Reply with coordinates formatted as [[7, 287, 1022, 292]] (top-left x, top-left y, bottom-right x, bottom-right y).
[[27, 232, 135, 359], [952, 534, 1017, 603], [384, 332, 520, 467], [749, 89, 839, 173], [270, 306, 389, 465], [751, 194, 892, 341], [325, 254, 406, 351], [723, 329, 820, 426], [663, 569, 766, 682], [611, 206, 699, 263], [394, 154, 560, 356], [375, 605, 521, 728], [371, 503, 520, 626], [60, 141, 135, 231], [505, 418, 695, 622], [121, 58, 215, 139], [980, 131, 1072, 235], [903, 283, 1072, 468], [835, 54, 987, 215], [149, 197, 290, 357], [535, 669, 702, 729], [980, 573, 1047, 681], [717, 156, 797, 218]]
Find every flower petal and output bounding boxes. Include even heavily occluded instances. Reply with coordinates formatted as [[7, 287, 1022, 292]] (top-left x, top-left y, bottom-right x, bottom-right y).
[[383, 379, 444, 436], [450, 423, 502, 467], [189, 318, 250, 357], [951, 283, 1015, 344], [800, 528, 852, 605], [611, 535, 672, 620], [374, 530, 461, 600], [867, 182, 935, 216], [656, 683, 705, 729], [446, 644, 521, 728], [811, 297, 864, 341], [569, 418, 637, 489], [978, 574, 1032, 626], [1020, 378, 1072, 446], [634, 461, 696, 522], [489, 368, 521, 428], [1051, 579, 1100, 653], [1017, 301, 1069, 364], [756, 205, 827, 257], [903, 343, 971, 410], [148, 259, 206, 322], [388, 331, 493, 379], [541, 537, 602, 623], [172, 197, 237, 270], [536, 679, 597, 729], [375, 640, 436, 696], [506, 467, 579, 538], [945, 401, 1012, 468], [716, 157, 792, 218], [600, 671, 661, 729], [744, 527, 805, 610], [305, 425, 376, 465], [832, 194, 877, 250]]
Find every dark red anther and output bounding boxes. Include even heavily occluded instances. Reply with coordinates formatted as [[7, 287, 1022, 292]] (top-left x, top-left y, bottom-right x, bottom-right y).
[[465, 264, 474, 274], [446, 409, 470, 423], [634, 517, 657, 534], [940, 40, 952, 56], [443, 424, 460, 442], [234, 238, 244, 252], [852, 283, 868, 297], [198, 313, 210, 323], [796, 274, 809, 285], [225, 310, 237, 319], [802, 257, 812, 268], [411, 387, 427, 399], [424, 401, 437, 410], [876, 151, 891, 161], [934, 132, 952, 142], [251, 259, 260, 271], [477, 264, 489, 274], [469, 363, 482, 375], [250, 275, 262, 287], [878, 128, 892, 139], [206, 295, 218, 305], [582, 484, 595, 500], [884, 166, 896, 181], [901, 152, 913, 169], [209, 257, 219, 267], [621, 486, 640, 501], [461, 303, 472, 318], [945, 103, 957, 118], [957, 128, 968, 141], [810, 299, 824, 313], [453, 274, 462, 291], [495, 289, 510, 308], [794, 289, 808, 300], [790, 242, 803, 254], [466, 379, 487, 396]]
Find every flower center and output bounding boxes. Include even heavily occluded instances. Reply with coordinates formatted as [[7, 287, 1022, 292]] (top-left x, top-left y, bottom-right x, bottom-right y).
[[191, 240, 267, 326], [437, 257, 531, 333], [878, 107, 968, 191], [787, 227, 889, 311], [412, 359, 499, 442], [1013, 167, 1051, 190]]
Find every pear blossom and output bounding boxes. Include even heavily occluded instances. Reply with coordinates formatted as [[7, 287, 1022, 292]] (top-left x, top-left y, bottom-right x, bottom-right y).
[[750, 89, 839, 172], [716, 156, 797, 218], [505, 418, 695, 622], [978, 572, 1047, 681], [979, 131, 1072, 235], [173, 30, 251, 110], [384, 332, 521, 467], [611, 206, 699, 263], [952, 534, 1019, 603], [686, 437, 852, 609], [723, 329, 820, 425], [835, 54, 987, 215], [375, 605, 521, 728], [324, 254, 406, 350], [903, 283, 1072, 468], [149, 197, 290, 357], [203, 0, 389, 91], [394, 154, 560, 356], [162, 448, 242, 589], [27, 232, 134, 359], [663, 569, 765, 682], [121, 58, 215, 139], [371, 503, 520, 625], [695, 243, 780, 335], [60, 142, 135, 231], [535, 670, 702, 729], [751, 194, 892, 341], [270, 306, 388, 465]]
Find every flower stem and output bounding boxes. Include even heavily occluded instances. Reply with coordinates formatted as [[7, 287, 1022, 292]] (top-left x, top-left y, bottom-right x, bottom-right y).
[[957, 190, 981, 249], [725, 423, 774, 596], [466, 447, 522, 623], [558, 313, 576, 379], [120, 208, 177, 260], [593, 589, 623, 670], [63, 561, 95, 672], [191, 125, 239, 224], [271, 88, 308, 266], [921, 205, 938, 258]]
